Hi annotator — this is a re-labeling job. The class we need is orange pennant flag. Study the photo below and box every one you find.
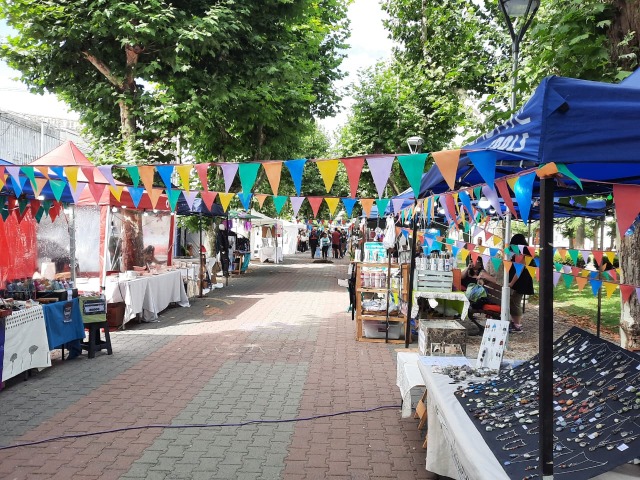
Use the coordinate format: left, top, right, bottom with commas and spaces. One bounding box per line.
254, 194, 269, 208
603, 282, 618, 299
316, 159, 340, 193
34, 178, 48, 196
139, 166, 156, 193
36, 166, 50, 179
325, 197, 340, 216
503, 260, 512, 273
431, 149, 461, 190
575, 276, 589, 291
262, 162, 282, 196
218, 192, 235, 212
175, 165, 192, 192
64, 166, 80, 190
557, 248, 568, 259
147, 189, 164, 209
360, 198, 375, 218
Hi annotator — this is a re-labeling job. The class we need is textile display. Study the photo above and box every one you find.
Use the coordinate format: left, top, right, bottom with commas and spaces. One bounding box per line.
2, 306, 51, 382
455, 327, 640, 480
42, 298, 85, 350
396, 352, 425, 418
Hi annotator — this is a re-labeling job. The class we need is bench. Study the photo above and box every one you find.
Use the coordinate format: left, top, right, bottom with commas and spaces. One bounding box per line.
468, 281, 502, 332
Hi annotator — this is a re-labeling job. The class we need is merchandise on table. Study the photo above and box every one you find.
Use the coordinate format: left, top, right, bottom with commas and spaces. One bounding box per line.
453, 327, 640, 480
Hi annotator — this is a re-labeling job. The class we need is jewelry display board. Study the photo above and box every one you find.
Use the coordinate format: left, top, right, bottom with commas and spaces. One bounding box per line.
455, 327, 639, 480
476, 319, 510, 370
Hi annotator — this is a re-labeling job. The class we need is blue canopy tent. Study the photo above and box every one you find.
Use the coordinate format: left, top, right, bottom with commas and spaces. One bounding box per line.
400, 71, 640, 475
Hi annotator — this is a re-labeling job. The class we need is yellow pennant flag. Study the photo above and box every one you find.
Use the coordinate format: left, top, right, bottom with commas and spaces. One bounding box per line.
604, 251, 615, 264
254, 194, 268, 208
360, 198, 375, 217
603, 281, 618, 298
175, 165, 192, 192
218, 192, 235, 212
64, 166, 79, 190
492, 235, 502, 247
316, 159, 340, 193
460, 249, 470, 262
477, 245, 486, 255
109, 185, 124, 202
526, 266, 537, 279
262, 162, 282, 196
325, 197, 340, 216
506, 177, 518, 192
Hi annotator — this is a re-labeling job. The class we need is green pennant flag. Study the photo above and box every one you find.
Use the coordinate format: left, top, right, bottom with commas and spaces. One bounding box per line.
556, 164, 583, 190
21, 166, 37, 190
562, 273, 573, 288
567, 249, 579, 265
272, 195, 288, 215
18, 197, 30, 215
397, 154, 427, 198
126, 166, 141, 187
473, 186, 482, 200
238, 163, 261, 193
42, 200, 52, 216
34, 207, 45, 223
554, 262, 563, 272
464, 222, 471, 233
49, 179, 66, 201
491, 257, 502, 273
375, 198, 390, 216
167, 189, 181, 211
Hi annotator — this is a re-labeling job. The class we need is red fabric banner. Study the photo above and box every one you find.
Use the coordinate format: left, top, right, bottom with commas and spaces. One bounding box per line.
341, 157, 365, 198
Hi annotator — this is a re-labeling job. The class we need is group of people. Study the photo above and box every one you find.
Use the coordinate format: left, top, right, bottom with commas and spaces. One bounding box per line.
460, 233, 534, 333
299, 226, 348, 260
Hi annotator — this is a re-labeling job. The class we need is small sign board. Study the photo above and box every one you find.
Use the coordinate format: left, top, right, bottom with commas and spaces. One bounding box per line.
79, 296, 107, 324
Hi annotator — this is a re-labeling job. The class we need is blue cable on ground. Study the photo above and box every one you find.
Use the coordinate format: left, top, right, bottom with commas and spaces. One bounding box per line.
0, 404, 402, 451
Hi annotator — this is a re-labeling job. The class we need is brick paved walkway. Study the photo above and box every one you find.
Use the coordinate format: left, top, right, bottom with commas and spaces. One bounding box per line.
0, 255, 430, 479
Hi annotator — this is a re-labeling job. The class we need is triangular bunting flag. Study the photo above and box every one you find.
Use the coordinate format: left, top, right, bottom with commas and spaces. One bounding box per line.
237, 192, 253, 210
620, 284, 635, 304
49, 179, 66, 201
567, 249, 579, 266
397, 153, 427, 198
218, 192, 235, 212
342, 157, 365, 198
431, 149, 461, 190
97, 165, 118, 189
290, 196, 305, 217
194, 163, 210, 191
366, 156, 395, 198
272, 195, 288, 215
175, 165, 192, 191
128, 187, 145, 208
325, 197, 340, 216
513, 172, 536, 223
183, 190, 198, 210
307, 196, 324, 218
603, 282, 618, 299
580, 250, 591, 264
156, 165, 174, 189
495, 179, 518, 219
562, 273, 574, 288
126, 166, 141, 188
557, 248, 568, 259
503, 260, 512, 273
552, 271, 561, 287
526, 266, 537, 279
6, 166, 27, 196
34, 178, 48, 197
220, 163, 239, 193
200, 191, 218, 212
468, 151, 497, 187
69, 182, 87, 203
238, 163, 261, 193
391, 198, 406, 214
375, 198, 390, 216
360, 198, 375, 218
284, 159, 307, 196
109, 185, 124, 202
262, 162, 282, 196
590, 279, 602, 296
147, 188, 163, 209
166, 189, 182, 211
613, 184, 640, 235
29, 199, 41, 216
482, 184, 503, 217
316, 159, 340, 193
21, 166, 37, 190
36, 166, 50, 179
254, 194, 268, 208
575, 276, 589, 291
342, 198, 357, 217
139, 166, 156, 193
592, 250, 604, 268
604, 251, 615, 264
89, 182, 107, 204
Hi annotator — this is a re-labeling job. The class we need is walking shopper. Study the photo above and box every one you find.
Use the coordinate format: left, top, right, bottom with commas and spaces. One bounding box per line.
340, 229, 348, 258
309, 227, 319, 259
320, 232, 330, 259
331, 228, 341, 259
299, 230, 308, 252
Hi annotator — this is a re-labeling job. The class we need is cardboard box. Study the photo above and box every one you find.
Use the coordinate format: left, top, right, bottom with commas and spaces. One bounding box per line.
418, 319, 467, 356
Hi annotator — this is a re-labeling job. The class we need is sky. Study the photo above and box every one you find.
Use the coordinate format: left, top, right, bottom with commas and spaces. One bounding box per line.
0, 0, 394, 129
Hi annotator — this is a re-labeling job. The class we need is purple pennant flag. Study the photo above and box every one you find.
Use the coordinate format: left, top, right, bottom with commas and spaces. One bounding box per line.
366, 156, 395, 198
482, 185, 503, 217
220, 163, 239, 193
183, 190, 198, 210
69, 182, 87, 203
290, 196, 305, 217
391, 198, 406, 214
97, 165, 118, 188
563, 265, 571, 274
6, 166, 27, 196
553, 271, 561, 287
636, 287, 640, 301
580, 250, 590, 264
439, 196, 452, 223
424, 237, 434, 248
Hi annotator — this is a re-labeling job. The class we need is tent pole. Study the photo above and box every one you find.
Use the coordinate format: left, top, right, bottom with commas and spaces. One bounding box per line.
199, 214, 204, 298
275, 218, 279, 264
100, 206, 111, 292
69, 204, 77, 286
596, 216, 605, 337
538, 177, 554, 478
405, 205, 419, 348
501, 212, 512, 325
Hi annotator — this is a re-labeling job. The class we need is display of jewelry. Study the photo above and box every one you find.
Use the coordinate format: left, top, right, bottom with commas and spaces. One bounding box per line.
453, 327, 640, 479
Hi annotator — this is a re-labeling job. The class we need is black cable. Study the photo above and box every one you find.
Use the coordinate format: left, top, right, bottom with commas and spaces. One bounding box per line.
0, 404, 401, 451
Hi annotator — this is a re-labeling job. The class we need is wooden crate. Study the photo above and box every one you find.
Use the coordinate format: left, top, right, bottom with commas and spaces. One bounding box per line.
414, 270, 453, 292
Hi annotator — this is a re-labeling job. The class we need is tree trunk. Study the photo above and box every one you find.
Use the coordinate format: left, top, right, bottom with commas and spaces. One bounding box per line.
575, 218, 585, 249
121, 210, 145, 269
607, 0, 640, 71
619, 227, 640, 350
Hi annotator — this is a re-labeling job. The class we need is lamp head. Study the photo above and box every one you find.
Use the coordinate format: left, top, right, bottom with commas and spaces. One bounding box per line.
478, 196, 491, 209
406, 136, 424, 154
499, 0, 540, 17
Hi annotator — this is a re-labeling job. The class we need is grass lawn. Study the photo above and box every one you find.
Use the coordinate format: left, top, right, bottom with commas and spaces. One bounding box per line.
529, 283, 620, 330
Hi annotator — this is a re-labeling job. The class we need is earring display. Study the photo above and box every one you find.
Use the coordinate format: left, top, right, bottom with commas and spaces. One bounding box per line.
476, 319, 510, 370
455, 327, 639, 479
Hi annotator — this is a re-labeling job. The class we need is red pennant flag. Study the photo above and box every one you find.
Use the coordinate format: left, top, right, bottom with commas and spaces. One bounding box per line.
495, 179, 518, 219
591, 250, 604, 268
195, 163, 210, 191
49, 202, 61, 222
200, 191, 218, 211
613, 184, 640, 235
89, 182, 106, 204
307, 196, 324, 218
30, 199, 41, 216
620, 284, 635, 304
341, 157, 365, 198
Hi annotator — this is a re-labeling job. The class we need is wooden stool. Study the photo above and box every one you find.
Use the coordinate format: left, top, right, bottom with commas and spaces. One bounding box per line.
81, 321, 113, 359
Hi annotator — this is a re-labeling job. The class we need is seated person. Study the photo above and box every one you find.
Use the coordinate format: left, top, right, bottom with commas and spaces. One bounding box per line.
461, 258, 485, 289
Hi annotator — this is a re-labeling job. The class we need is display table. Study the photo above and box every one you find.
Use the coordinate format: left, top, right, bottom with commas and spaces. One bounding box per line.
416, 357, 639, 480
258, 246, 283, 263
395, 352, 425, 418
2, 306, 51, 383
104, 270, 189, 327
411, 290, 470, 321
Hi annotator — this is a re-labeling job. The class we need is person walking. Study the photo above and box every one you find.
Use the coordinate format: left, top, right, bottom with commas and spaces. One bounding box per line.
339, 229, 348, 258
299, 230, 308, 253
309, 227, 319, 259
331, 228, 341, 259
320, 232, 330, 260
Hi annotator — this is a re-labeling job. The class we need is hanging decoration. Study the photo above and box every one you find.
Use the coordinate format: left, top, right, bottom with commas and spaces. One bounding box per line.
284, 159, 307, 196
341, 156, 365, 198
272, 195, 288, 215
397, 153, 427, 198
366, 156, 395, 198
316, 159, 340, 193
262, 162, 283, 196
238, 163, 261, 194
431, 149, 461, 190
220, 163, 239, 193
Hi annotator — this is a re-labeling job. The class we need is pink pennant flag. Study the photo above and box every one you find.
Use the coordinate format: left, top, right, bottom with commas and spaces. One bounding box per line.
200, 191, 218, 211
220, 163, 239, 193
342, 157, 365, 198
97, 165, 118, 189
307, 196, 324, 218
195, 163, 210, 191
591, 250, 604, 268
290, 196, 305, 217
613, 184, 640, 235
366, 155, 395, 198
183, 190, 198, 210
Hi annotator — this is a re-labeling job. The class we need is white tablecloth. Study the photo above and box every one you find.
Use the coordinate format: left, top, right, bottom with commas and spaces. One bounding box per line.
411, 291, 470, 321
258, 246, 282, 263
2, 306, 51, 382
105, 270, 189, 324
395, 352, 425, 418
